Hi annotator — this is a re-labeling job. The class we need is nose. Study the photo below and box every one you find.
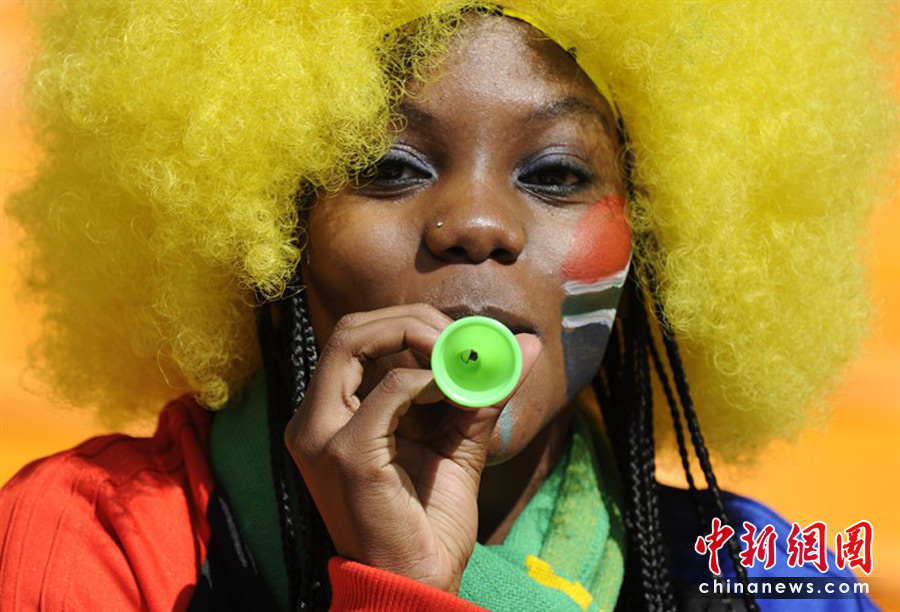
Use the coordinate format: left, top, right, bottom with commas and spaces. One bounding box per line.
423, 185, 526, 265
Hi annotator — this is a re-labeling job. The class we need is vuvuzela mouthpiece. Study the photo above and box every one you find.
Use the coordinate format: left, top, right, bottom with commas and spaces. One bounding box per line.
430, 316, 523, 407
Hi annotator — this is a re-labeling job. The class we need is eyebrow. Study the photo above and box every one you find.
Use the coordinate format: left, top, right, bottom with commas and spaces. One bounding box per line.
396, 103, 436, 127
526, 96, 613, 135
396, 96, 613, 134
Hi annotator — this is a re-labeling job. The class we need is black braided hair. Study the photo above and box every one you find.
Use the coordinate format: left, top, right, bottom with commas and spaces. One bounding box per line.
259, 274, 334, 611
594, 277, 679, 612
595, 272, 762, 612
646, 272, 760, 612
646, 320, 738, 611
590, 110, 758, 612
647, 331, 703, 520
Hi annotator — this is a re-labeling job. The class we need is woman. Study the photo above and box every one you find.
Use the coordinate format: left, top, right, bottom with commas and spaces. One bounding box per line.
1, 2, 894, 611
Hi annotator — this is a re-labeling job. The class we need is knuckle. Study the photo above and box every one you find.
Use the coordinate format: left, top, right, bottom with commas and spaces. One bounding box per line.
324, 328, 352, 356
378, 368, 410, 396
333, 313, 361, 334
411, 303, 437, 318
284, 419, 315, 462
322, 434, 351, 466
413, 302, 450, 327
323, 433, 375, 479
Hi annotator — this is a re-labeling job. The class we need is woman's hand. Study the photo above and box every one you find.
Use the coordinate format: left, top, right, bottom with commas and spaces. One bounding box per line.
283, 303, 541, 594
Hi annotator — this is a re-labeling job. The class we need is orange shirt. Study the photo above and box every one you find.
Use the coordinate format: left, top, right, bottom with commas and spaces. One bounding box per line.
0, 398, 483, 612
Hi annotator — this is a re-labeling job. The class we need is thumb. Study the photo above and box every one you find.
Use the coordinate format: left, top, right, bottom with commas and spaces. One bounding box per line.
443, 332, 543, 452
492, 332, 542, 407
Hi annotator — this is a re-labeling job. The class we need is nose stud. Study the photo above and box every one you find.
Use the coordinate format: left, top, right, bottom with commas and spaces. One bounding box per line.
436, 220, 444, 228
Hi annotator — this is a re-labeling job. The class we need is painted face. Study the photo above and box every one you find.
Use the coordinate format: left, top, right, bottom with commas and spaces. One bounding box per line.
560, 195, 631, 400
301, 15, 630, 464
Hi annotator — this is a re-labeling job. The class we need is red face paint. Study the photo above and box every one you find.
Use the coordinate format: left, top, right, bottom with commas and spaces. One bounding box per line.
561, 195, 631, 283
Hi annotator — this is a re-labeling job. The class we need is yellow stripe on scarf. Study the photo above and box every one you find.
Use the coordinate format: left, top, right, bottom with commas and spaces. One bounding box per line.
525, 555, 595, 610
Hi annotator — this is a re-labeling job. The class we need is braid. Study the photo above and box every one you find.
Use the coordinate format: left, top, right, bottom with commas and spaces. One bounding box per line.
646, 333, 705, 525
632, 280, 680, 611
293, 294, 334, 586
285, 279, 334, 609
596, 276, 678, 612
647, 276, 759, 612
647, 329, 746, 612
282, 284, 308, 409
597, 117, 677, 611
259, 300, 304, 609
280, 283, 317, 608
600, 113, 758, 611
260, 268, 334, 611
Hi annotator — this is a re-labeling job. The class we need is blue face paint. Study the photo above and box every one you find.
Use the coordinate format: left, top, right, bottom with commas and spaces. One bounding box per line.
498, 405, 514, 450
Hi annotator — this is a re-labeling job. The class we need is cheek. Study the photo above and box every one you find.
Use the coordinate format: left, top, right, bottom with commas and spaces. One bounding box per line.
303, 204, 415, 343
309, 206, 410, 298
559, 195, 631, 399
561, 195, 631, 282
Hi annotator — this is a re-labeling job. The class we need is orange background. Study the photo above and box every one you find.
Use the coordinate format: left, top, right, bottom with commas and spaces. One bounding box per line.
1, 2, 897, 609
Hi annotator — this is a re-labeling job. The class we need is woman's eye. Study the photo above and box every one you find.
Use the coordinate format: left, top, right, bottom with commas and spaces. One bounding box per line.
517, 158, 594, 197
373, 160, 423, 182
354, 148, 434, 192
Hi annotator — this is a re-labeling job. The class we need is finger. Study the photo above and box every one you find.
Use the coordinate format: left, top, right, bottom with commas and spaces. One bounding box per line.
436, 333, 542, 453
321, 305, 452, 406
357, 344, 435, 400
300, 316, 446, 440
340, 367, 439, 444
331, 304, 454, 335
489, 332, 542, 408
308, 303, 450, 406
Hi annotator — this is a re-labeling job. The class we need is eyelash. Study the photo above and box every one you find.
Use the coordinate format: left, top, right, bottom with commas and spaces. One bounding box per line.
515, 155, 595, 197
354, 147, 596, 199
355, 147, 435, 193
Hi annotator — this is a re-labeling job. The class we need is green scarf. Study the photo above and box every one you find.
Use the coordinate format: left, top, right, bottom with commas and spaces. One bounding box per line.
210, 375, 626, 611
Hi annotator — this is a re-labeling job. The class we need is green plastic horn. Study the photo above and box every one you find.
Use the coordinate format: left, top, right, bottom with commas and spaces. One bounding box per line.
430, 316, 523, 407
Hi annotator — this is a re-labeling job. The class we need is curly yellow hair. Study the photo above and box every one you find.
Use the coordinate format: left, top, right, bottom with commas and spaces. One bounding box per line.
9, 0, 896, 457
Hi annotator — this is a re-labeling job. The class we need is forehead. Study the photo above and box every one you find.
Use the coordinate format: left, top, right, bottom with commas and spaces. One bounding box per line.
404, 15, 615, 134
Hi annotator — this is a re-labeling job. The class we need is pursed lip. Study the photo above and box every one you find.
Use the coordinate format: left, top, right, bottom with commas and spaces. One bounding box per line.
437, 303, 541, 339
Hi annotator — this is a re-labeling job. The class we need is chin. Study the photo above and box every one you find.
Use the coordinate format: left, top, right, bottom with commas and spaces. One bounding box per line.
483, 392, 573, 468
483, 413, 532, 466
484, 441, 522, 467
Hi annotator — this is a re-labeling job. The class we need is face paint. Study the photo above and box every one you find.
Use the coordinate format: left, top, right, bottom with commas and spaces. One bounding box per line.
560, 195, 631, 400
561, 195, 631, 282
498, 405, 514, 451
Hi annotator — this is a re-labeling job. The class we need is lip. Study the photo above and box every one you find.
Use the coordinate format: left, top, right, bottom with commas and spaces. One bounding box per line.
438, 304, 540, 339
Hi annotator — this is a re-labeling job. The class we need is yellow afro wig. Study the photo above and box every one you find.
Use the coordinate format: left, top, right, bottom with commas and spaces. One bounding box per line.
9, 0, 897, 457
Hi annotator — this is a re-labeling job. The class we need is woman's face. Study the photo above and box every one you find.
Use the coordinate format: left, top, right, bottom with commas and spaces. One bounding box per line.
301, 15, 630, 464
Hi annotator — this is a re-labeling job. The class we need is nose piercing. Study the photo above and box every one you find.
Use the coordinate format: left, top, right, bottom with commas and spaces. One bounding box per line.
436, 221, 444, 228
